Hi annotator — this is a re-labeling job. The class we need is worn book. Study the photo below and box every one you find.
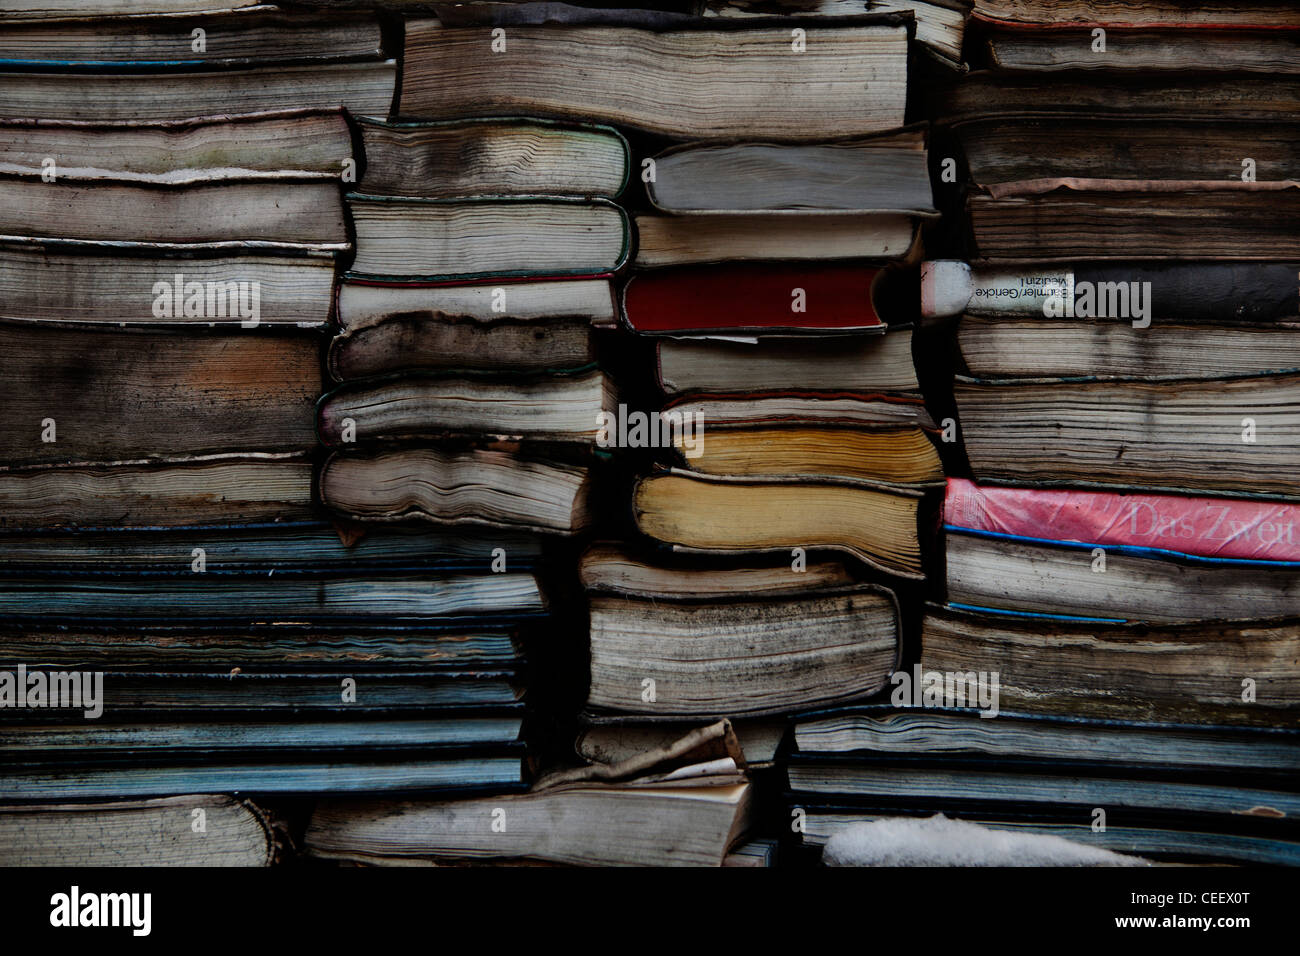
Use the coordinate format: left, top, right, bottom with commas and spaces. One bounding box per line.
348, 196, 629, 280
922, 603, 1300, 725
633, 468, 926, 577
0, 326, 319, 465
0, 796, 274, 866
399, 18, 908, 139
656, 329, 918, 395
955, 371, 1300, 496
317, 369, 615, 446
319, 446, 594, 534
584, 552, 900, 717
336, 277, 617, 332
357, 116, 629, 199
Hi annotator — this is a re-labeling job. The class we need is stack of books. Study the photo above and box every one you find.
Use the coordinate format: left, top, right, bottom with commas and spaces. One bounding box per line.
0, 6, 541, 865
785, 3, 1300, 865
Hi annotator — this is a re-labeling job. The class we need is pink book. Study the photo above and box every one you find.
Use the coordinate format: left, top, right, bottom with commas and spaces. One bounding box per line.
945, 477, 1300, 563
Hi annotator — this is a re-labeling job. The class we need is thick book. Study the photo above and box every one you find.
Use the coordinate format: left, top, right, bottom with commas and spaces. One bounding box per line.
586, 580, 900, 718
945, 478, 1300, 562
4, 758, 526, 801
955, 372, 1300, 497
945, 528, 1300, 622
0, 573, 544, 622
0, 795, 273, 866
0, 455, 315, 530
645, 128, 935, 215
633, 467, 926, 578
656, 329, 918, 395
328, 311, 597, 381
317, 368, 615, 446
319, 446, 593, 534
336, 277, 617, 332
968, 183, 1300, 260
951, 117, 1300, 188
0, 325, 319, 465
399, 18, 908, 139
663, 392, 936, 429
623, 263, 890, 335
357, 116, 629, 200
794, 708, 1300, 774
348, 196, 629, 280
678, 422, 944, 486
0, 6, 383, 66
0, 110, 353, 185
0, 178, 348, 251
922, 602, 1300, 725
634, 211, 920, 267
0, 60, 397, 122
0, 246, 338, 328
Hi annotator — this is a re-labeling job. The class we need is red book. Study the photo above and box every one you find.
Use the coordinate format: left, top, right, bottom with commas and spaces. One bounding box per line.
622, 263, 887, 335
945, 477, 1300, 563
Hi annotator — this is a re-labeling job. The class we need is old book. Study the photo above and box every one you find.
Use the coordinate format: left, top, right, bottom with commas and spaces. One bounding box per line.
357, 116, 629, 199
400, 19, 908, 139
1, 717, 524, 755
586, 584, 900, 717
0, 110, 353, 184
945, 529, 1300, 622
317, 369, 615, 445
952, 118, 1300, 187
623, 263, 891, 335
645, 129, 935, 215
0, 796, 273, 866
0, 59, 397, 121
0, 6, 382, 65
0, 574, 543, 622
679, 423, 943, 485
633, 468, 925, 577
956, 318, 1300, 379
945, 478, 1300, 562
328, 311, 597, 380
705, 0, 970, 66
664, 393, 936, 429
970, 0, 1299, 28
657, 329, 918, 395
981, 26, 1299, 73
349, 196, 628, 279
634, 212, 918, 267
1, 626, 528, 668
954, 372, 1300, 496
3, 0, 259, 14
923, 603, 1300, 725
921, 259, 1300, 322
4, 758, 526, 801
0, 247, 337, 327
579, 542, 858, 598
0, 670, 524, 712
320, 447, 593, 534
938, 71, 1300, 124
0, 178, 347, 251
787, 761, 1300, 818
0, 524, 542, 574
336, 278, 617, 331
4, 758, 527, 801
0, 456, 314, 530
794, 709, 1300, 773
0, 326, 318, 465
968, 184, 1300, 260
